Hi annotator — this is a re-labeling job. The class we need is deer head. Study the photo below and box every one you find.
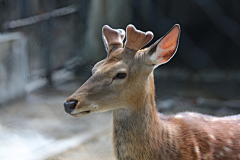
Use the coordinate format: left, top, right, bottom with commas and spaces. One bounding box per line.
64, 24, 180, 117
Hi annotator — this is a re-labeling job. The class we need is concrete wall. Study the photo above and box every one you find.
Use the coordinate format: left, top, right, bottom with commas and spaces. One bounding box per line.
0, 32, 27, 104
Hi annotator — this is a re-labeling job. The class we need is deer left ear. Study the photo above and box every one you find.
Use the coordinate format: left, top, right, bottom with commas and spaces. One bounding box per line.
146, 24, 180, 68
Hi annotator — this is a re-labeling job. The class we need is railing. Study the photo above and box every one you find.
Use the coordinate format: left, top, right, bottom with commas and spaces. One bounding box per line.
2, 1, 89, 85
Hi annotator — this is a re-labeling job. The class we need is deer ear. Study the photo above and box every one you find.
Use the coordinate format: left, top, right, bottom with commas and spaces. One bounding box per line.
146, 24, 180, 68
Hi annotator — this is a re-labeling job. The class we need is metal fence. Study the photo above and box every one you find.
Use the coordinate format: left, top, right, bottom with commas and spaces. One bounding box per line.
1, 0, 89, 85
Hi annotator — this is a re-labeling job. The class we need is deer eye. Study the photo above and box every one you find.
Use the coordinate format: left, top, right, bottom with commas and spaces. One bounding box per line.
114, 73, 127, 79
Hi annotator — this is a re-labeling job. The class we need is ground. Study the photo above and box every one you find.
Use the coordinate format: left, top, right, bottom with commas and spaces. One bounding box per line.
0, 78, 114, 160
48, 131, 115, 160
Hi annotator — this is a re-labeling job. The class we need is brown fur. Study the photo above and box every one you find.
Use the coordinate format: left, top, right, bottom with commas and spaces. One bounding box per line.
65, 24, 240, 160
112, 73, 240, 160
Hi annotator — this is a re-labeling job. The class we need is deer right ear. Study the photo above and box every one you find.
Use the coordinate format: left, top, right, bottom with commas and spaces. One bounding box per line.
145, 24, 180, 68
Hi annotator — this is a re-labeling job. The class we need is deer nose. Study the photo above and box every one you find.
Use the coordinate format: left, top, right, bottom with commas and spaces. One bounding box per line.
64, 100, 78, 114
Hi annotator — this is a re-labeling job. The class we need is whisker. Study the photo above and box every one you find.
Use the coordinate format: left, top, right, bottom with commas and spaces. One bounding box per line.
97, 113, 104, 128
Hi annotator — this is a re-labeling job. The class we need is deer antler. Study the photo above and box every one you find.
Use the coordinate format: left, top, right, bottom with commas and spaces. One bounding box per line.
124, 24, 153, 51
102, 25, 125, 54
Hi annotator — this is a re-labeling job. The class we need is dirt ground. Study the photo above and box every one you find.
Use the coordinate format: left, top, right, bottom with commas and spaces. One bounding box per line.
0, 78, 114, 160
48, 131, 115, 160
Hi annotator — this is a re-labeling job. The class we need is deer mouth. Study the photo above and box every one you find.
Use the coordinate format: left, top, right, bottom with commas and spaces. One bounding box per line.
70, 110, 92, 117
82, 110, 91, 114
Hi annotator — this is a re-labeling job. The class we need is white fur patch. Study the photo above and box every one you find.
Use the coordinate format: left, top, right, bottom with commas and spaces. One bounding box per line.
227, 140, 232, 145
195, 146, 200, 153
188, 112, 198, 117
223, 146, 231, 152
175, 115, 183, 119
219, 151, 224, 156
211, 117, 219, 121
209, 134, 216, 140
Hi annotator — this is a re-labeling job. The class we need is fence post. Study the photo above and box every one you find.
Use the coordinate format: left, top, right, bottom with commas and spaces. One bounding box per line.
74, 0, 89, 59
21, 0, 29, 18
0, 0, 6, 32
45, 0, 54, 85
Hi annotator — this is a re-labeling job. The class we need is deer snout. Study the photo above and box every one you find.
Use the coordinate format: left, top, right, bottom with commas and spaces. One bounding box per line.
64, 99, 78, 114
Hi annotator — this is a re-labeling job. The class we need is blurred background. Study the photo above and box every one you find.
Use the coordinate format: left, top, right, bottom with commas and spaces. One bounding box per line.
0, 0, 240, 159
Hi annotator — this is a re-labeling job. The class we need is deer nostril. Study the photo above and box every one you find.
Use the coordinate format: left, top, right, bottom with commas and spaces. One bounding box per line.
64, 100, 78, 114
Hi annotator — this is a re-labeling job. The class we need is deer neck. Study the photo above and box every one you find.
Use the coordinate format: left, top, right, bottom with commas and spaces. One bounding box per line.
112, 73, 179, 160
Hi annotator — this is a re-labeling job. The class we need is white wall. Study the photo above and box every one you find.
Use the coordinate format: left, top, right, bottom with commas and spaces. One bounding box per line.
0, 32, 27, 104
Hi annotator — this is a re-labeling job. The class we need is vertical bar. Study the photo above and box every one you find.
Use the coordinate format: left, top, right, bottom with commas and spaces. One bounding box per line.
75, 0, 89, 56
0, 0, 3, 32
21, 0, 29, 18
41, 0, 54, 86
74, 0, 80, 57
45, 0, 54, 85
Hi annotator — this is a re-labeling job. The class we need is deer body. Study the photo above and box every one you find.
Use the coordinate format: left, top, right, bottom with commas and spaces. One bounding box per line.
114, 109, 240, 160
112, 72, 240, 160
64, 24, 240, 160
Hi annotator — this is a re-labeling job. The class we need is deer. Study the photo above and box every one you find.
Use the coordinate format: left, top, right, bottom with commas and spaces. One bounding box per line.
64, 24, 240, 160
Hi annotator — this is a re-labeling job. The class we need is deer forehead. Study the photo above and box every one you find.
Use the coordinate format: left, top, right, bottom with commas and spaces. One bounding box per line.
93, 59, 129, 76
93, 50, 143, 75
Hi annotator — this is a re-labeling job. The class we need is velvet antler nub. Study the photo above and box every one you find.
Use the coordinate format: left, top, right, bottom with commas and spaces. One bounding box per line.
124, 24, 154, 51
102, 25, 125, 54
